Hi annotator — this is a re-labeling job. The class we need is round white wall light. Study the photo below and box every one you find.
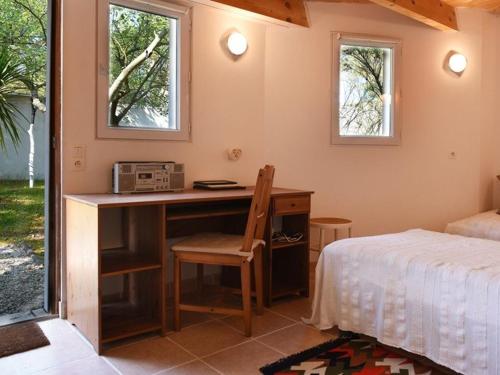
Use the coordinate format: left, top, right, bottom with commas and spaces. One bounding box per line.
227, 32, 248, 56
448, 53, 467, 74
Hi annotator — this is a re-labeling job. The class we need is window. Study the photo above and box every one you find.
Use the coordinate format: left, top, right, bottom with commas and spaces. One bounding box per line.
97, 0, 191, 141
332, 33, 401, 145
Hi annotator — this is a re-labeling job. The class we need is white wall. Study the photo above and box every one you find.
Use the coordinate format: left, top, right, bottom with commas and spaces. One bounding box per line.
264, 4, 499, 237
479, 14, 499, 210
0, 96, 47, 180
62, 1, 500, 238
62, 2, 267, 195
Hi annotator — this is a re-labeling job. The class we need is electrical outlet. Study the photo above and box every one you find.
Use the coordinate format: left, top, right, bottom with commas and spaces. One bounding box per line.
71, 145, 86, 171
448, 151, 457, 160
228, 148, 242, 161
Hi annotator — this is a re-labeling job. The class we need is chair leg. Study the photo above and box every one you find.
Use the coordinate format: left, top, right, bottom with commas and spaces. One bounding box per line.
196, 264, 204, 292
253, 247, 264, 315
240, 259, 252, 337
174, 254, 182, 331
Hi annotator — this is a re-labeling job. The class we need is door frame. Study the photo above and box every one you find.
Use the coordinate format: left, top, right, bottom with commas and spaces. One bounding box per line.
45, 0, 62, 314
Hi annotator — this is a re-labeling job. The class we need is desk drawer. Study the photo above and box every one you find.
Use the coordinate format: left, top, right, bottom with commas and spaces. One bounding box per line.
273, 195, 310, 215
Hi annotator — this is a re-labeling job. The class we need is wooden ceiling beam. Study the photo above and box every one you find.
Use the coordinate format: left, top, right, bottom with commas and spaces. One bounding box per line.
207, 0, 310, 27
369, 0, 458, 30
308, 0, 458, 31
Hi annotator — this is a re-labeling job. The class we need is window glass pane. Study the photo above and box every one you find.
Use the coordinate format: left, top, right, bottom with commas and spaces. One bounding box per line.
108, 4, 177, 130
339, 44, 393, 137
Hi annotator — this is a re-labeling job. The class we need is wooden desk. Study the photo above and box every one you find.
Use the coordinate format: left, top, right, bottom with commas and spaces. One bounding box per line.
65, 187, 313, 353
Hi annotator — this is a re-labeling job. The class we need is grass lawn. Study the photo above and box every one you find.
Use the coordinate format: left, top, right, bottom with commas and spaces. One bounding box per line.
0, 180, 45, 256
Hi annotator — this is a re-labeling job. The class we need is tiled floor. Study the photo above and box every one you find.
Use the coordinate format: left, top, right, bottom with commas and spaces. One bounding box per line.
0, 265, 336, 375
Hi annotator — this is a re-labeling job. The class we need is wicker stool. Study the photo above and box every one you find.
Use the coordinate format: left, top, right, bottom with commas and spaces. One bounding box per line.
310, 217, 352, 252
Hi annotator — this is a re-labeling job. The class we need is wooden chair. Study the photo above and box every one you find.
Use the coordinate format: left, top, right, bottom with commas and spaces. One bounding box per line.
171, 165, 275, 336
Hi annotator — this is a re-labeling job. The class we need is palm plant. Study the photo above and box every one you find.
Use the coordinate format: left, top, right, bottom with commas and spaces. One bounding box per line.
0, 50, 23, 151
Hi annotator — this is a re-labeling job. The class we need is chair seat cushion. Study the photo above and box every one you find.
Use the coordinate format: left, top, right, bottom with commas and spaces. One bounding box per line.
171, 233, 264, 259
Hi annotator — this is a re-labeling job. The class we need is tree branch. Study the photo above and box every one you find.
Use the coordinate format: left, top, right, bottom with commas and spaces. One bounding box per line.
109, 28, 168, 101
114, 55, 166, 123
13, 0, 47, 41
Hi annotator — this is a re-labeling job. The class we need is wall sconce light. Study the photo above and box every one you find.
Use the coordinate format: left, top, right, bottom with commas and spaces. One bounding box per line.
448, 52, 467, 75
227, 32, 248, 56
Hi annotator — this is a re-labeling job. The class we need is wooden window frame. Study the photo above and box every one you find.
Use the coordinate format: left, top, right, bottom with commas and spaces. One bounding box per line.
331, 32, 402, 146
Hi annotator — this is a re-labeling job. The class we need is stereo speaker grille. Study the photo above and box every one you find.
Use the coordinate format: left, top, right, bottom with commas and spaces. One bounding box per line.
119, 174, 135, 192
120, 164, 133, 174
171, 173, 185, 190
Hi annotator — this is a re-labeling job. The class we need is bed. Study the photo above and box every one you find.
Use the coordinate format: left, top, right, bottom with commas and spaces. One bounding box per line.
305, 229, 500, 375
446, 210, 500, 241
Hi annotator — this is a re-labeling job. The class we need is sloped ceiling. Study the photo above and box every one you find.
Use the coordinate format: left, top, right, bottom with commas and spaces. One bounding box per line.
206, 0, 499, 31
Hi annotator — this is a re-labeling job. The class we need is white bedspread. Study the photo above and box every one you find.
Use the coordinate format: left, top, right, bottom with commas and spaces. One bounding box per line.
305, 229, 500, 375
446, 210, 500, 242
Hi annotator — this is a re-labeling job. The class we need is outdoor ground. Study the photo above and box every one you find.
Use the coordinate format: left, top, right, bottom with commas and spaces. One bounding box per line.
0, 180, 45, 256
0, 180, 45, 316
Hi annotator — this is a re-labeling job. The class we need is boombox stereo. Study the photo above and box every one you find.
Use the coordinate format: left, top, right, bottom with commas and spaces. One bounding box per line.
112, 162, 185, 194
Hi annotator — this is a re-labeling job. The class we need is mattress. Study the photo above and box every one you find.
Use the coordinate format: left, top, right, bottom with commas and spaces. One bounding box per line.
446, 210, 500, 242
305, 229, 500, 375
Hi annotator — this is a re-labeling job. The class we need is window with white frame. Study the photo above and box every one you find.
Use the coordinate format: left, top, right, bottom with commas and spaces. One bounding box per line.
332, 33, 401, 145
97, 0, 191, 141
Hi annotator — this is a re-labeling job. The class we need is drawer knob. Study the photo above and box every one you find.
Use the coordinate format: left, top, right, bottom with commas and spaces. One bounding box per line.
291, 203, 296, 207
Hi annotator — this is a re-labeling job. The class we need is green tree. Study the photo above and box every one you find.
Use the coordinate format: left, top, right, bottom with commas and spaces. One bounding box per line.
340, 46, 386, 135
0, 50, 23, 150
108, 4, 171, 127
0, 0, 48, 187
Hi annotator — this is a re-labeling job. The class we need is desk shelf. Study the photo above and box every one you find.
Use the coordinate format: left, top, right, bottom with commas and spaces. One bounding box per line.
101, 248, 161, 277
271, 240, 308, 250
166, 201, 250, 221
267, 212, 310, 304
102, 315, 162, 344
167, 207, 248, 221
101, 270, 163, 343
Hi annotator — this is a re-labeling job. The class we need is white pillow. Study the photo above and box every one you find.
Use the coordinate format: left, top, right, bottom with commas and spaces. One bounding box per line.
445, 210, 500, 241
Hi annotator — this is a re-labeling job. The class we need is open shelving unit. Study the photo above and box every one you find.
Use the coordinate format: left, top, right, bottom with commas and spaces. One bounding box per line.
66, 201, 167, 354
101, 270, 163, 343
267, 207, 310, 304
99, 205, 166, 347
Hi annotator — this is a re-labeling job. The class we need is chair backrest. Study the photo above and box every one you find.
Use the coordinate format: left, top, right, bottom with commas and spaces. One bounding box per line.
241, 165, 275, 253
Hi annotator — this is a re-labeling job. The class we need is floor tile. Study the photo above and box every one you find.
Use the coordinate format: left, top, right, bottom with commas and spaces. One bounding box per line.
269, 297, 312, 321
182, 285, 243, 310
166, 309, 216, 333
257, 323, 332, 355
104, 337, 194, 375
323, 325, 340, 338
0, 319, 96, 375
204, 340, 282, 375
169, 320, 249, 357
36, 357, 118, 375
162, 360, 219, 375
220, 310, 295, 337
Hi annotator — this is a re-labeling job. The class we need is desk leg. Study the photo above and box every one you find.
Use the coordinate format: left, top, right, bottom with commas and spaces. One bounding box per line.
174, 255, 181, 331
197, 264, 204, 292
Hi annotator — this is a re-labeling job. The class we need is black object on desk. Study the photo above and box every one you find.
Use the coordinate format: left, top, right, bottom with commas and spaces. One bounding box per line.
193, 180, 246, 190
